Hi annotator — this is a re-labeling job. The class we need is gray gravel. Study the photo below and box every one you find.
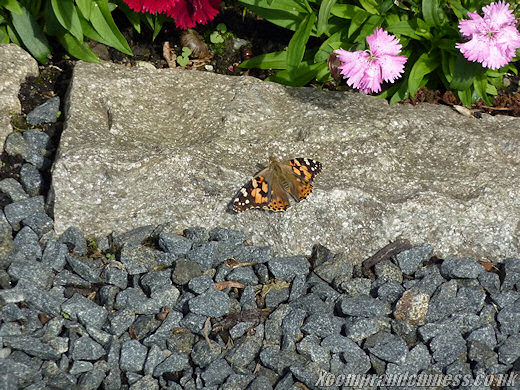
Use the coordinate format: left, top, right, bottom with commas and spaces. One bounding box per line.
1, 121, 520, 389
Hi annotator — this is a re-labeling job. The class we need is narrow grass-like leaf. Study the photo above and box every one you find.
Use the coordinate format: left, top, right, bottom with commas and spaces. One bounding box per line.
90, 0, 132, 55
359, 0, 379, 14
152, 14, 166, 40
331, 4, 364, 19
389, 79, 409, 104
473, 72, 492, 105
385, 20, 421, 39
240, 3, 303, 31
58, 32, 101, 62
51, 0, 83, 41
314, 31, 343, 62
348, 8, 369, 38
240, 50, 288, 69
422, 0, 445, 27
457, 88, 472, 107
6, 24, 20, 45
266, 62, 322, 86
355, 14, 384, 42
315, 61, 332, 82
407, 52, 440, 95
116, 1, 141, 33
0, 26, 9, 43
10, 5, 50, 63
76, 0, 92, 19
317, 0, 337, 36
2, 0, 22, 14
287, 13, 316, 72
239, 0, 309, 15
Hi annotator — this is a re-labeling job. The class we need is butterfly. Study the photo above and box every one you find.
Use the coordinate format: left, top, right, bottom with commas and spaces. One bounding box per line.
232, 157, 322, 212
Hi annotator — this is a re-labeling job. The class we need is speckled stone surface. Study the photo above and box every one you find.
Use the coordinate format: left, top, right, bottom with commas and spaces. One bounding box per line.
0, 44, 39, 146
52, 61, 520, 261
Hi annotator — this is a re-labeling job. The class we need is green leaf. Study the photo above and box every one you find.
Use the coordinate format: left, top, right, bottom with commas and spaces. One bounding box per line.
57, 31, 101, 62
240, 0, 309, 15
422, 0, 446, 27
0, 26, 9, 43
450, 55, 482, 90
115, 0, 141, 33
450, 1, 468, 20
385, 20, 421, 39
384, 13, 400, 26
90, 0, 132, 55
240, 51, 288, 70
51, 0, 83, 41
76, 0, 92, 19
216, 23, 227, 33
379, 0, 395, 13
317, 0, 337, 36
314, 30, 343, 62
388, 79, 409, 104
177, 55, 189, 67
355, 14, 384, 42
315, 61, 332, 82
2, 0, 22, 14
331, 4, 365, 19
240, 3, 303, 31
287, 12, 316, 72
6, 23, 21, 46
359, 0, 379, 14
348, 8, 370, 38
152, 14, 166, 40
457, 88, 472, 107
210, 31, 224, 43
182, 47, 192, 56
473, 72, 493, 105
10, 4, 50, 63
407, 52, 440, 95
266, 62, 322, 86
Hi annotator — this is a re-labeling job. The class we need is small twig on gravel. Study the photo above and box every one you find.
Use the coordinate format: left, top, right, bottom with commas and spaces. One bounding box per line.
203, 317, 214, 352
362, 237, 412, 280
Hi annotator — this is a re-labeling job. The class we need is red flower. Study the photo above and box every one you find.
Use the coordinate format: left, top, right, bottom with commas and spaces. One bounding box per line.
166, 0, 221, 29
123, 0, 177, 15
122, 0, 221, 29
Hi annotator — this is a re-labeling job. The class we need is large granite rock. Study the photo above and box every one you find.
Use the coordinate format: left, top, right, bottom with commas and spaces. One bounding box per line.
52, 61, 520, 262
0, 44, 39, 145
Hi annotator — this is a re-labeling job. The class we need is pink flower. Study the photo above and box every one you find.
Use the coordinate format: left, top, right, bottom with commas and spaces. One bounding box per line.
334, 29, 407, 94
456, 1, 520, 69
123, 0, 220, 30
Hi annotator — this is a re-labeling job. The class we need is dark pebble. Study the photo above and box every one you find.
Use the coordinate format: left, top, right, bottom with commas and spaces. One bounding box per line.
267, 256, 309, 281
440, 257, 485, 279
0, 178, 28, 202
4, 196, 44, 231
59, 226, 87, 256
19, 164, 42, 197
26, 96, 60, 125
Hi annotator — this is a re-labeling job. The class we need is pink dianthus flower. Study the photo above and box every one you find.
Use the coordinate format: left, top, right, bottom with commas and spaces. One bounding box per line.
334, 28, 407, 94
456, 1, 520, 69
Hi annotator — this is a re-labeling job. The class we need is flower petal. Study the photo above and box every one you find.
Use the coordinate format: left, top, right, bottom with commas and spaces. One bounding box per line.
367, 28, 402, 56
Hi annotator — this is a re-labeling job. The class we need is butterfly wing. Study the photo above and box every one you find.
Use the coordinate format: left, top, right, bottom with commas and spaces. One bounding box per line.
263, 182, 290, 211
232, 170, 270, 212
285, 158, 322, 201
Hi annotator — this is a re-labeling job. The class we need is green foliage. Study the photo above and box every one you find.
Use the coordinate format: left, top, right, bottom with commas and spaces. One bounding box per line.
0, 0, 171, 63
177, 46, 192, 66
239, 0, 520, 105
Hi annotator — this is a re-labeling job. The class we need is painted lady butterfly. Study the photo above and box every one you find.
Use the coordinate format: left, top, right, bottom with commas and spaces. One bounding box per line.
232, 157, 322, 212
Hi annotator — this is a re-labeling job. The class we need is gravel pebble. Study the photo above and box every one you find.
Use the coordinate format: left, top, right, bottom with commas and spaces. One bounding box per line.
440, 257, 485, 279
26, 96, 60, 125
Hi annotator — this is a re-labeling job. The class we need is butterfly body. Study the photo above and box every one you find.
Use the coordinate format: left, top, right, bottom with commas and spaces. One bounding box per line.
233, 157, 322, 212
